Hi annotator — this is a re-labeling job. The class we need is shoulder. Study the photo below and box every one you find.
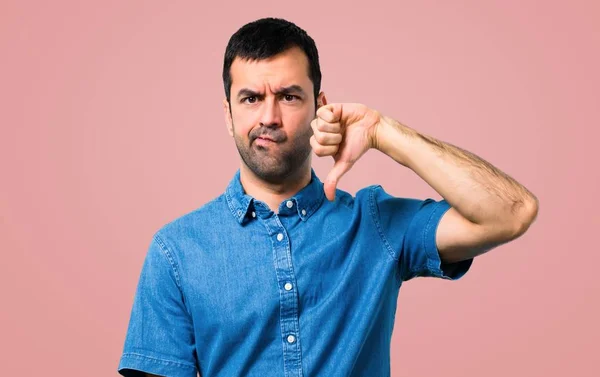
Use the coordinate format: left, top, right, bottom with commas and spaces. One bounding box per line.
153, 193, 229, 245
324, 184, 382, 215
343, 184, 385, 207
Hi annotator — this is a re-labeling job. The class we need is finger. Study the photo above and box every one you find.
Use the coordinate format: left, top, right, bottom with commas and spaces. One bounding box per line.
311, 118, 341, 133
310, 135, 339, 157
324, 160, 352, 201
317, 103, 343, 123
314, 130, 342, 146
311, 119, 343, 145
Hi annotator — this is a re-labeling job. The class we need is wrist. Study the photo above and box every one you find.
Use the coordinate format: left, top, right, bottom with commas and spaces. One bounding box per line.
373, 115, 415, 167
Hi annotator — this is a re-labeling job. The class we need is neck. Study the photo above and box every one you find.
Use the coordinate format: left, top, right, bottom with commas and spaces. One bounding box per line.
239, 161, 312, 214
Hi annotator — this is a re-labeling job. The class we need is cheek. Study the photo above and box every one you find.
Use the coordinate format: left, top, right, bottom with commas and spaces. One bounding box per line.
290, 114, 315, 139
231, 113, 256, 137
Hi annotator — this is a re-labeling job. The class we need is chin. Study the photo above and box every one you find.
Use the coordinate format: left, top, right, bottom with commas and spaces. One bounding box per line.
252, 166, 292, 183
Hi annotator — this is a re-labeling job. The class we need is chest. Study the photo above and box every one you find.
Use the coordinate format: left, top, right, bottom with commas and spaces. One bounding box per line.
176, 214, 392, 346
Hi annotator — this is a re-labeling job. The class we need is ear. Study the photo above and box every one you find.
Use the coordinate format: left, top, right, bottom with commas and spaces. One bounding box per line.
223, 98, 234, 137
317, 92, 327, 109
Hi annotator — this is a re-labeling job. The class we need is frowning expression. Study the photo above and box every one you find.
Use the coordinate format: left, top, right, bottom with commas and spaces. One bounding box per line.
224, 46, 325, 183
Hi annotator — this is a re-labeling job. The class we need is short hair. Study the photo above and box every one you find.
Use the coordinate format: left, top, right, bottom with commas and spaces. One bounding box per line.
222, 17, 322, 107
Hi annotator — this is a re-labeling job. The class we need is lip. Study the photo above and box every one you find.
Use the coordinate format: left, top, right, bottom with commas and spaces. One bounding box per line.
254, 135, 280, 144
255, 137, 277, 146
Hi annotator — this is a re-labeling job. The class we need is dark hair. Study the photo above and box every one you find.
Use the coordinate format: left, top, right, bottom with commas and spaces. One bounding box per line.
222, 17, 322, 107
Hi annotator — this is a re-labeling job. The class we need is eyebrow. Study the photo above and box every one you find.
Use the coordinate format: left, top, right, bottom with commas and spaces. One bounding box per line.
236, 85, 306, 100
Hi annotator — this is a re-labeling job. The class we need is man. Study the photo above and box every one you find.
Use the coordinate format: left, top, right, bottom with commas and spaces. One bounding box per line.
118, 17, 538, 377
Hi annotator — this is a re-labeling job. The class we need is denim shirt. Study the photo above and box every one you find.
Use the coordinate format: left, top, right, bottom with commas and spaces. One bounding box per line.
118, 168, 473, 377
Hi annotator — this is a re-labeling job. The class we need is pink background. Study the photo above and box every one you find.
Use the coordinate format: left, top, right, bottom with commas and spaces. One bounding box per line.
1, 1, 598, 376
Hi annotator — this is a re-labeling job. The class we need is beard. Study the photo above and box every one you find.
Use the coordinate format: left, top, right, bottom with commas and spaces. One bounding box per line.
232, 120, 313, 184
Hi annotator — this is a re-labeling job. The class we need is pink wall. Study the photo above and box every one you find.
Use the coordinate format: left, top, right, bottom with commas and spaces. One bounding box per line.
1, 1, 598, 376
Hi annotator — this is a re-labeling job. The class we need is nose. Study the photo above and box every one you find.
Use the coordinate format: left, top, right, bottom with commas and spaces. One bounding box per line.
259, 96, 282, 127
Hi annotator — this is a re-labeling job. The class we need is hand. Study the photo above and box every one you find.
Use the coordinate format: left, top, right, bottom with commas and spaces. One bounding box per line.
310, 103, 382, 201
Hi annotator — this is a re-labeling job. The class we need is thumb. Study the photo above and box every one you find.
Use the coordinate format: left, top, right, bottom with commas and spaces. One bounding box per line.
324, 159, 352, 201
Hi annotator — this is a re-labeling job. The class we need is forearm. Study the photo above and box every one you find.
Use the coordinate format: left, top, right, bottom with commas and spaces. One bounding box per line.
374, 116, 539, 233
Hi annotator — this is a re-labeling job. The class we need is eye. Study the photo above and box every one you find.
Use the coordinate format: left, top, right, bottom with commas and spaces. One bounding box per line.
242, 96, 258, 104
283, 95, 298, 102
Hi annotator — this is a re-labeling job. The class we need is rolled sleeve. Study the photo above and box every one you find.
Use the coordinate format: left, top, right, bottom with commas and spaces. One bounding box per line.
371, 185, 473, 282
410, 199, 473, 281
118, 232, 198, 377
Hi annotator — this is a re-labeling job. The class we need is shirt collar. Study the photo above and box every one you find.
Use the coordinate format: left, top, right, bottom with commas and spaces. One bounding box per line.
225, 168, 325, 224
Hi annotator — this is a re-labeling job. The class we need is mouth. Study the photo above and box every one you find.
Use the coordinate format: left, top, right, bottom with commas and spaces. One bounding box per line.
254, 136, 278, 147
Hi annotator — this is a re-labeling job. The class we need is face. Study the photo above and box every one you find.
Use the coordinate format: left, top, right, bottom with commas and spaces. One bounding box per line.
223, 46, 326, 184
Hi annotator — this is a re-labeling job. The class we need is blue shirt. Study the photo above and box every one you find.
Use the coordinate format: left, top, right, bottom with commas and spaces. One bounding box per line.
118, 168, 473, 377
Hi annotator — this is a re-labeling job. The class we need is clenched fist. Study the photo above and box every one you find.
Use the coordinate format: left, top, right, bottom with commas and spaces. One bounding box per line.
310, 103, 382, 201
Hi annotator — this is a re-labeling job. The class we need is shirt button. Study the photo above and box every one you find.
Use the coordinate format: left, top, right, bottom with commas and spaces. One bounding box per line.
286, 200, 294, 208
277, 233, 284, 241
287, 334, 296, 343
284, 282, 293, 291
301, 209, 306, 216
251, 211, 256, 218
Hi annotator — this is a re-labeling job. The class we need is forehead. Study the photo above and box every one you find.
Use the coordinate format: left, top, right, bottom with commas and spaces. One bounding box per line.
229, 47, 313, 92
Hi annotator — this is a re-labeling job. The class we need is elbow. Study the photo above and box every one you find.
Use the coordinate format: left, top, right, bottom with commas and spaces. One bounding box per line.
511, 196, 539, 239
